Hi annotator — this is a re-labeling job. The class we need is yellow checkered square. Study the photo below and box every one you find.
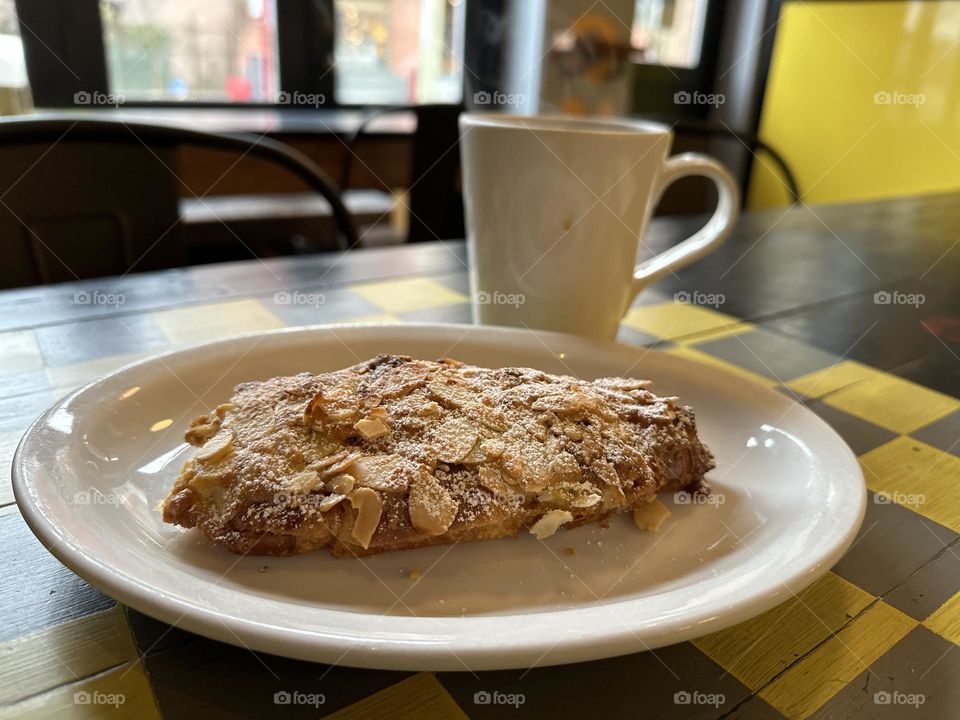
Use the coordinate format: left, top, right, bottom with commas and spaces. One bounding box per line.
351, 278, 467, 314
759, 601, 915, 718
693, 573, 874, 690
153, 299, 285, 346
860, 437, 960, 532
818, 366, 958, 434
785, 360, 878, 398
924, 589, 960, 645
667, 346, 777, 388
622, 302, 746, 341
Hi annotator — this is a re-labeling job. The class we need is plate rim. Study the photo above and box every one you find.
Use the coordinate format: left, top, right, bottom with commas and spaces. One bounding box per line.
12, 322, 867, 671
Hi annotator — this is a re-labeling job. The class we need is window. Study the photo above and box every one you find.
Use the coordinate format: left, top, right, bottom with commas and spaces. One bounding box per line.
100, 0, 279, 103
0, 0, 30, 114
16, 0, 465, 108
631, 0, 708, 69
333, 0, 465, 105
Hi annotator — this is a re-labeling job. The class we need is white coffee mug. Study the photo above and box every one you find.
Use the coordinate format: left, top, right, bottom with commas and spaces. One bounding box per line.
459, 114, 740, 340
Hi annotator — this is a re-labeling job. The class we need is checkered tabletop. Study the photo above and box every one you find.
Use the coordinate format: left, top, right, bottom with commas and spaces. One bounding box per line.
2, 195, 959, 719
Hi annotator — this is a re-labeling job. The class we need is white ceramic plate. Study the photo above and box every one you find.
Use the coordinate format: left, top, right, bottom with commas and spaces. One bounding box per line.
13, 323, 865, 671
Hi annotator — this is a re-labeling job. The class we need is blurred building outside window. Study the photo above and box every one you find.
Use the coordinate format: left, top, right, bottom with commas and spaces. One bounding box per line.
101, 0, 279, 103
334, 0, 465, 105
631, 0, 707, 68
0, 0, 31, 114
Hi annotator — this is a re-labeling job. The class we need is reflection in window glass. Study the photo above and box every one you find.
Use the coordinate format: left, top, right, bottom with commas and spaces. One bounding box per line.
631, 0, 708, 68
334, 0, 465, 105
101, 0, 279, 102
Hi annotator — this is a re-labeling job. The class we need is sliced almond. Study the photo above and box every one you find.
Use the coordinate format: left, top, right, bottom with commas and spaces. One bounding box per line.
409, 471, 459, 536
350, 454, 410, 492
600, 483, 626, 510
214, 402, 238, 418
319, 452, 361, 480
348, 487, 382, 549
430, 417, 478, 463
530, 509, 574, 540
548, 452, 582, 484
354, 416, 390, 440
304, 382, 360, 425
538, 482, 601, 509
325, 473, 356, 495
318, 493, 347, 512
633, 499, 671, 532
195, 429, 233, 462
416, 401, 442, 417
478, 465, 517, 501
427, 379, 474, 409
287, 469, 321, 494
479, 439, 505, 459
367, 406, 389, 420
185, 414, 221, 445
459, 437, 487, 465
306, 450, 349, 474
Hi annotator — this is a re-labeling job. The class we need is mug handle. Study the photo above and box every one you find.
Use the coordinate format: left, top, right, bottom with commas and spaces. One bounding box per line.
629, 153, 740, 302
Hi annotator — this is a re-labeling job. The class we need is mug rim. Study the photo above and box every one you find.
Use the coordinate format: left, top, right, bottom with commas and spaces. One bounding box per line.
459, 113, 672, 137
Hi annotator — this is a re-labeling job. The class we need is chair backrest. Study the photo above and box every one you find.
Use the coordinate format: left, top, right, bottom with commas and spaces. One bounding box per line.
0, 117, 358, 289
342, 104, 465, 243
673, 122, 801, 206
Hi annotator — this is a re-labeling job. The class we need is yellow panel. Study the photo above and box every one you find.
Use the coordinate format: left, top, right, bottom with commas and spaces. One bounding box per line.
925, 589, 960, 644
860, 437, 960, 531
153, 299, 285, 347
750, 2, 960, 208
0, 606, 138, 705
351, 278, 468, 314
622, 302, 743, 341
693, 572, 875, 690
326, 673, 467, 720
0, 661, 161, 720
759, 601, 915, 718
823, 371, 959, 434
666, 345, 778, 388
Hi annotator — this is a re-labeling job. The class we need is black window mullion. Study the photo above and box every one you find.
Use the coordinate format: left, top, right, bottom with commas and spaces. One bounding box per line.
277, 0, 336, 103
16, 0, 108, 108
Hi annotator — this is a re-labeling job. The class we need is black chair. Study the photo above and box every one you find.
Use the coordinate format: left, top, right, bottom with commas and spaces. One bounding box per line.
341, 103, 464, 243
0, 117, 358, 289
674, 121, 801, 205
